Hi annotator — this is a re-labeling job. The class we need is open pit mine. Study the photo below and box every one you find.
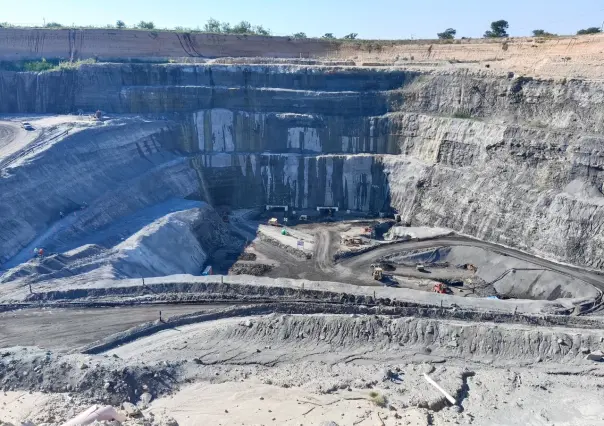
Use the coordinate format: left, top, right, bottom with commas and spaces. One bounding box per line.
1, 28, 604, 426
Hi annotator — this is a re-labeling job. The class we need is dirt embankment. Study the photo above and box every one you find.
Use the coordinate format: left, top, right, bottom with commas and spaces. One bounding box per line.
3, 28, 604, 79
336, 34, 604, 79
0, 28, 334, 61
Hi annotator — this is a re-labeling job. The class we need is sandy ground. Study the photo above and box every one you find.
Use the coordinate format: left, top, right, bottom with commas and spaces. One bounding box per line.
333, 34, 604, 80
2, 312, 604, 425
0, 391, 65, 424
0, 121, 36, 165
149, 381, 431, 426
0, 115, 103, 183
147, 374, 604, 426
106, 314, 604, 426
257, 224, 315, 253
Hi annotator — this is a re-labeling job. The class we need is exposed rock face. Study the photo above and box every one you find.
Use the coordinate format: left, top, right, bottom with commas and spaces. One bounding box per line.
1, 202, 236, 283
1, 64, 604, 271
384, 113, 604, 269
193, 153, 389, 211
0, 118, 199, 265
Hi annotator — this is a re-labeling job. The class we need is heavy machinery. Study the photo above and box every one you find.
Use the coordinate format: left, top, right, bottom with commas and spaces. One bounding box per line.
268, 218, 279, 226
433, 282, 452, 294
372, 267, 384, 280
343, 237, 364, 246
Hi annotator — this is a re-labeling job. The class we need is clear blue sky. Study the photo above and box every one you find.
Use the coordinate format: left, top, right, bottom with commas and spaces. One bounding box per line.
1, 0, 603, 39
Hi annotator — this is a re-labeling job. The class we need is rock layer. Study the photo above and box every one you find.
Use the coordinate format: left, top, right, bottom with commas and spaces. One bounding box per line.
1, 64, 604, 270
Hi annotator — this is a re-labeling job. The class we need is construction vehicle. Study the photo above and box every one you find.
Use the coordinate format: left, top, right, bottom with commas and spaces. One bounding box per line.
343, 237, 364, 246
433, 282, 452, 294
268, 218, 279, 226
456, 263, 478, 273
372, 267, 384, 280
416, 264, 426, 272
299, 214, 308, 221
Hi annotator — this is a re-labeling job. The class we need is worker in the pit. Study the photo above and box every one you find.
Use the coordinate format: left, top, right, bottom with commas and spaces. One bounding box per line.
38, 248, 45, 258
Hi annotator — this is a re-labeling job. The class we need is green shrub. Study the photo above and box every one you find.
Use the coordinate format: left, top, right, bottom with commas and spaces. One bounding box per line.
369, 391, 387, 407
452, 110, 473, 119
532, 29, 556, 37
137, 21, 155, 30
57, 58, 97, 70
23, 58, 57, 72
484, 20, 509, 38
438, 28, 456, 40
577, 27, 601, 35
0, 58, 97, 72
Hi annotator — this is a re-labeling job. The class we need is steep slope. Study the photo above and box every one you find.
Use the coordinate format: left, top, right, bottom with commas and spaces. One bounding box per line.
1, 63, 604, 271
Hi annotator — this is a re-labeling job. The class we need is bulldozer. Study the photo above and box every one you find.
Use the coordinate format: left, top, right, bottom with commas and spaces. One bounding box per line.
372, 267, 384, 281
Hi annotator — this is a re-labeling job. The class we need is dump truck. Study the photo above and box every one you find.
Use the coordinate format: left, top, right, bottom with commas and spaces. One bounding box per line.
372, 267, 384, 280
433, 282, 452, 294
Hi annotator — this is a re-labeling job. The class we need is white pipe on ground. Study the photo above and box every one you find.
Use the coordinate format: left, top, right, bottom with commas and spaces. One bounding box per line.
423, 373, 457, 405
61, 405, 126, 426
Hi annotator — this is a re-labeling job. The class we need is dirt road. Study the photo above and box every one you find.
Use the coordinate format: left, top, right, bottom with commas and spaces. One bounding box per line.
0, 304, 227, 350
243, 223, 604, 295
339, 236, 604, 290
314, 228, 336, 272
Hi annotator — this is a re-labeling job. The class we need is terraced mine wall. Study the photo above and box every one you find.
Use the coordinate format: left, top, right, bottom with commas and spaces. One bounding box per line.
2, 63, 604, 271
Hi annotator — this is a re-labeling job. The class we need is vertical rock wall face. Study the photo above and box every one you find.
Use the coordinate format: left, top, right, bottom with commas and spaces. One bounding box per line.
0, 64, 411, 114
190, 153, 389, 212
191, 110, 400, 155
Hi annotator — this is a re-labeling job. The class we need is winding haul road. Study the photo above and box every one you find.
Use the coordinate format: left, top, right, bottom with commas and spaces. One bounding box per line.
254, 225, 604, 291
2, 222, 604, 350
339, 236, 604, 291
